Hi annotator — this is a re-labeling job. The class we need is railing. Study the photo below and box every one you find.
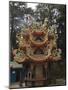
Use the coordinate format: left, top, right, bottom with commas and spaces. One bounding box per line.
23, 78, 46, 82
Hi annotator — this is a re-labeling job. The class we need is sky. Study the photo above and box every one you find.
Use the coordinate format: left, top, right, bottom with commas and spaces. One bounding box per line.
27, 3, 38, 10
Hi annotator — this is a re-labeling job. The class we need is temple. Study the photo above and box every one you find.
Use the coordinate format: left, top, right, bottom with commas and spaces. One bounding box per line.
13, 18, 62, 87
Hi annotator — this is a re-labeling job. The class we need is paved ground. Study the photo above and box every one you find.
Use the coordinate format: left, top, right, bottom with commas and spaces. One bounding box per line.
9, 79, 66, 89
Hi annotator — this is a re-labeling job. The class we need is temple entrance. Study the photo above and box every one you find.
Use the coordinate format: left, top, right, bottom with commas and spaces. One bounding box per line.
24, 63, 48, 87
34, 64, 45, 86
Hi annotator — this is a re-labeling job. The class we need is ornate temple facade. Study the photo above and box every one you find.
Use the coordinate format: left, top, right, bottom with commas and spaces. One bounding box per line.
13, 18, 62, 87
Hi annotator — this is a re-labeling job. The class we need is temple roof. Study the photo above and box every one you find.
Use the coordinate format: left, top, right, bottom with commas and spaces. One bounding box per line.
13, 19, 61, 63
